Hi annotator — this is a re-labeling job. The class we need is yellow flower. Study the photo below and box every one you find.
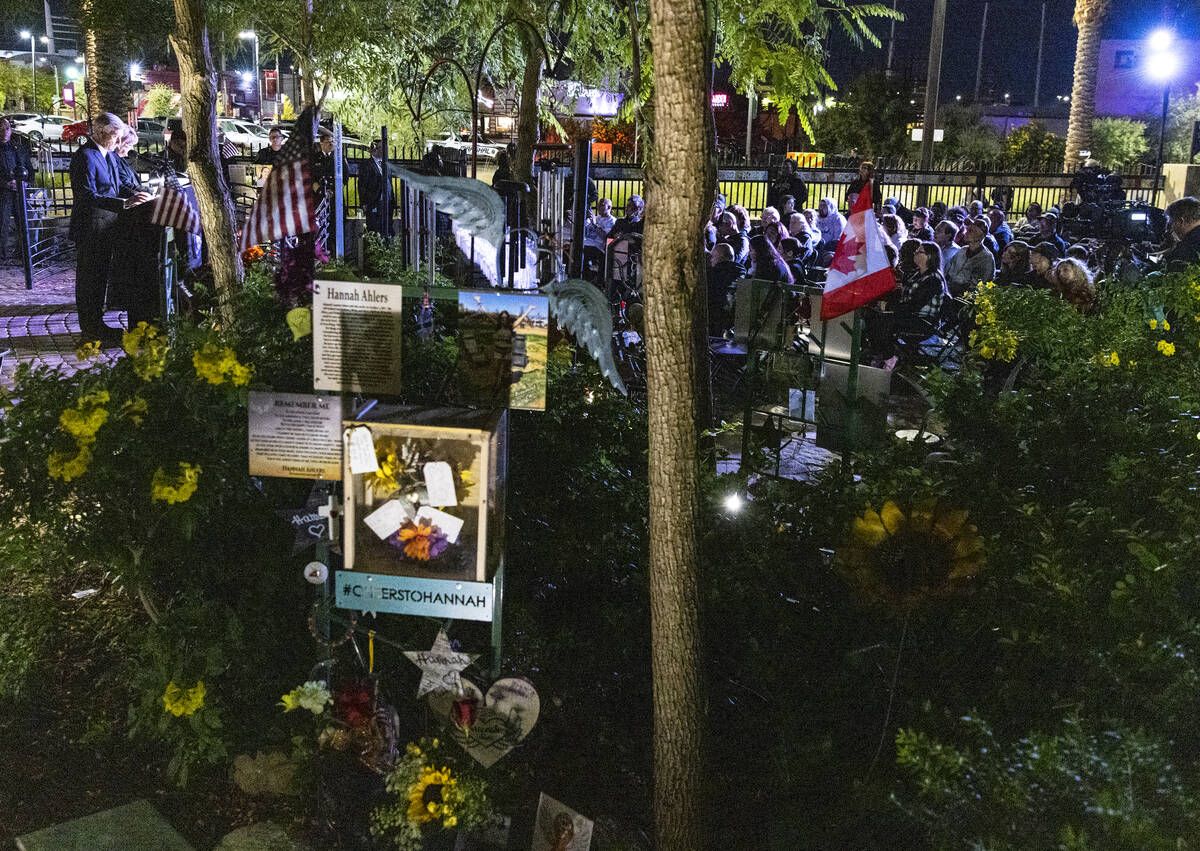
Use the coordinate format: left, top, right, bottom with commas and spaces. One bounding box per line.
75, 340, 102, 361
59, 390, 110, 442
406, 765, 456, 825
121, 396, 148, 425
162, 680, 206, 716
1157, 340, 1176, 357
1164, 320, 1171, 331
1148, 319, 1158, 330
151, 462, 202, 504
840, 499, 986, 612
193, 343, 254, 386
123, 323, 168, 381
47, 444, 94, 481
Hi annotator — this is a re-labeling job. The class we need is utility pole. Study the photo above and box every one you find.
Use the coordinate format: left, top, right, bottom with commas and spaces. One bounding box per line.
973, 0, 988, 101
1033, 0, 1047, 107
885, 0, 898, 78
745, 89, 755, 163
918, 0, 947, 204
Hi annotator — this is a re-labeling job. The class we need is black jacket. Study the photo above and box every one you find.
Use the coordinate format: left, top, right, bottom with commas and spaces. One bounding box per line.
69, 141, 126, 241
0, 138, 34, 185
1165, 226, 1200, 268
358, 158, 388, 213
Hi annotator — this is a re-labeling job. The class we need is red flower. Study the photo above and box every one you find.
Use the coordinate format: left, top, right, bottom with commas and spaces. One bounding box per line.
451, 696, 479, 734
334, 682, 373, 729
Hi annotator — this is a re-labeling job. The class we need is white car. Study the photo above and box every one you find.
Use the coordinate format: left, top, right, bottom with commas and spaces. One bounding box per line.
217, 119, 272, 151
11, 114, 74, 143
424, 132, 505, 160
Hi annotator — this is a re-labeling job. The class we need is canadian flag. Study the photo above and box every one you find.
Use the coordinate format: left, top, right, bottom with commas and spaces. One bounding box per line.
820, 179, 896, 320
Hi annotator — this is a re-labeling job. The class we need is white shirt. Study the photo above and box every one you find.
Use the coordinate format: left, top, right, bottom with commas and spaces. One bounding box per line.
939, 243, 960, 274
584, 213, 617, 249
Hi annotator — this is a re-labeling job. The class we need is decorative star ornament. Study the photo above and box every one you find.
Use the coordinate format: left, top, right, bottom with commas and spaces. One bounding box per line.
403, 628, 478, 698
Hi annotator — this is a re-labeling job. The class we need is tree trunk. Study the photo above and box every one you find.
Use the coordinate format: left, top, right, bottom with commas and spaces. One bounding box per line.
171, 0, 243, 325
644, 0, 714, 841
1063, 0, 1110, 171
513, 29, 541, 222
83, 0, 131, 118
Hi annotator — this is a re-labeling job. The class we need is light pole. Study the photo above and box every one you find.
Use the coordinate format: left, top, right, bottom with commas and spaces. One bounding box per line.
19, 30, 36, 114
239, 31, 261, 117
1145, 28, 1178, 206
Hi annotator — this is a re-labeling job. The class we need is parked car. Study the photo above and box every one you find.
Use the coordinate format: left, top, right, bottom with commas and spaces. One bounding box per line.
3, 112, 40, 125
424, 131, 506, 161
10, 114, 74, 143
217, 118, 272, 151
136, 118, 167, 146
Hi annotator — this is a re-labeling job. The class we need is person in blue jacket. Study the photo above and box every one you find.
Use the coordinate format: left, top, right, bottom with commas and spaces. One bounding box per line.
70, 113, 151, 344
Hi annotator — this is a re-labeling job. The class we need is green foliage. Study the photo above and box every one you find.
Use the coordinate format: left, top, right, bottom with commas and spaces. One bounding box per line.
1005, 121, 1067, 171
1090, 117, 1149, 168
143, 82, 177, 118
718, 3, 900, 138
808, 72, 918, 157
0, 60, 57, 113
1153, 93, 1200, 164
895, 717, 1197, 849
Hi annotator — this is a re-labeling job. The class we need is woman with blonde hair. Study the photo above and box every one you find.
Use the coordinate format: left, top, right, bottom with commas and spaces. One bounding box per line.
1051, 257, 1096, 313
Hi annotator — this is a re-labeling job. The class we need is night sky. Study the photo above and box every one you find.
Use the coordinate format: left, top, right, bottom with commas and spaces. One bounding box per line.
825, 0, 1200, 106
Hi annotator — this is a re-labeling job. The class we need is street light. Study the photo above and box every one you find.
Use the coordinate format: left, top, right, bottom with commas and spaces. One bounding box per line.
239, 30, 261, 117
1145, 28, 1178, 205
19, 30, 36, 115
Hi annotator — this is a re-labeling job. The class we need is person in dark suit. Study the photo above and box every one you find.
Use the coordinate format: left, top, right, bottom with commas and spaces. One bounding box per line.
70, 113, 152, 344
358, 139, 389, 236
0, 117, 34, 264
254, 126, 285, 165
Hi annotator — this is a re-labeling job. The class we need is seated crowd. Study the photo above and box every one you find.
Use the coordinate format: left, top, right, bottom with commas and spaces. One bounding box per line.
578, 166, 1200, 362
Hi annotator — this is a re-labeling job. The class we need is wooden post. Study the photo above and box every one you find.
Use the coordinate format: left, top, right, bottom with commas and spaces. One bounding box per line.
917, 0, 947, 207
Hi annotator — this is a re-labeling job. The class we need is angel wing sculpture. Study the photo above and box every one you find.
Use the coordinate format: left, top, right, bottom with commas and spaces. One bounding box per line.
543, 278, 627, 396
393, 167, 506, 260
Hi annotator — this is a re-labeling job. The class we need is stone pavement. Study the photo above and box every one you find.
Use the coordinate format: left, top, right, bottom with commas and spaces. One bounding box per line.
0, 263, 127, 388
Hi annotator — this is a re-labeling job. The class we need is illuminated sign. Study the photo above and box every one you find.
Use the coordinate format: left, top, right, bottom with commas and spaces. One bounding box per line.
711, 93, 729, 108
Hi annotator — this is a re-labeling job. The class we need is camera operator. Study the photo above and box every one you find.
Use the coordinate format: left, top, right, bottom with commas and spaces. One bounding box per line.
1163, 197, 1200, 268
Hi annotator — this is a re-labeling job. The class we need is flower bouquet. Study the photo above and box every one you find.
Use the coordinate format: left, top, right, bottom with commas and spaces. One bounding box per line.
370, 737, 492, 851
280, 677, 401, 775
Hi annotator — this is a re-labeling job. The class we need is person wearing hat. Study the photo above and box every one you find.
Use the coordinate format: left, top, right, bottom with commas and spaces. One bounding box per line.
1036, 212, 1067, 257
910, 207, 934, 241
945, 218, 996, 298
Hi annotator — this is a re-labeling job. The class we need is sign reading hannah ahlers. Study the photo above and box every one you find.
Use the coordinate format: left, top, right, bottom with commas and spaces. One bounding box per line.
334, 571, 494, 621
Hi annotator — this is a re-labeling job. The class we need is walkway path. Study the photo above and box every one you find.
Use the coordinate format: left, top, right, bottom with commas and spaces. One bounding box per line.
0, 264, 126, 387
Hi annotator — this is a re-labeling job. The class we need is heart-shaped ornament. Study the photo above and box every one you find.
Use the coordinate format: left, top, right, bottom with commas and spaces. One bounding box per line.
428, 677, 539, 767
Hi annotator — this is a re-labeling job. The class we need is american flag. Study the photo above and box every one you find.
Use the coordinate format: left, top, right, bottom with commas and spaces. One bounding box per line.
240, 107, 317, 250
149, 163, 201, 234
220, 135, 239, 159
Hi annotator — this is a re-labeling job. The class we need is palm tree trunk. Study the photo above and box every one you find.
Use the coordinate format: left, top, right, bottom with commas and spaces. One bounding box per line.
1063, 0, 1110, 171
171, 0, 243, 325
644, 0, 714, 841
83, 0, 131, 118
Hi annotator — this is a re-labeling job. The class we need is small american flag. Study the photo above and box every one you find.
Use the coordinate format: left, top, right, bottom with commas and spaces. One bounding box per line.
220, 136, 239, 159
240, 107, 316, 250
149, 164, 201, 234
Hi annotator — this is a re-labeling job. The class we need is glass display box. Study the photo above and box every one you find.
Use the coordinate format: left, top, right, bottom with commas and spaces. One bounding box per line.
342, 406, 507, 584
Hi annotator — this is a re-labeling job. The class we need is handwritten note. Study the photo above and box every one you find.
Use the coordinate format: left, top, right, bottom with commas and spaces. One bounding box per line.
423, 462, 458, 507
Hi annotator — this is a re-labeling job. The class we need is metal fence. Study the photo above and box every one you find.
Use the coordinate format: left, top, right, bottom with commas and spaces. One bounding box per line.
585, 162, 1165, 219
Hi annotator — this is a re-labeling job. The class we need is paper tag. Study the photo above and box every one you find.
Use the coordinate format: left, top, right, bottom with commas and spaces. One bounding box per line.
417, 506, 465, 544
364, 499, 411, 539
423, 462, 458, 507
347, 427, 379, 474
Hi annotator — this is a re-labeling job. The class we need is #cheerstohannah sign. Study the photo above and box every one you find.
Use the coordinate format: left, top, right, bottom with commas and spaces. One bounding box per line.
335, 571, 494, 621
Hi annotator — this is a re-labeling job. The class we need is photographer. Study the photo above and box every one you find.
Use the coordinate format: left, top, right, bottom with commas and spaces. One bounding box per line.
1164, 197, 1200, 268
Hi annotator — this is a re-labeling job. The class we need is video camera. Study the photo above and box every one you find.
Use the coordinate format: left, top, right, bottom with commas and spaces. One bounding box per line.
1058, 200, 1166, 244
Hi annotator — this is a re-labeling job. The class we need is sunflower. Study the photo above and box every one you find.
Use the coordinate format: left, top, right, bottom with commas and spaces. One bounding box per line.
840, 499, 985, 611
406, 766, 457, 825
